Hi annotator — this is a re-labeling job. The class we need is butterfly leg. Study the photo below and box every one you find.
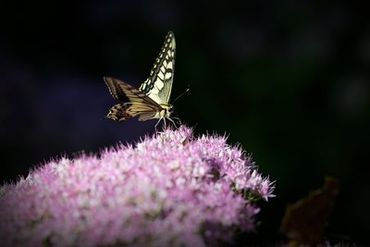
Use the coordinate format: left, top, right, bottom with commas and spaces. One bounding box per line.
167, 117, 178, 128
163, 118, 167, 129
171, 116, 182, 126
154, 119, 162, 131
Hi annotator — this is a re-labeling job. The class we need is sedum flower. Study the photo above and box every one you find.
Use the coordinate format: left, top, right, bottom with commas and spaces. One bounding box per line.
0, 126, 274, 247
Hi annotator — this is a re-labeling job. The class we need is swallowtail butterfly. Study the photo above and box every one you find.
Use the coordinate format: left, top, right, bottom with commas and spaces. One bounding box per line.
104, 31, 176, 127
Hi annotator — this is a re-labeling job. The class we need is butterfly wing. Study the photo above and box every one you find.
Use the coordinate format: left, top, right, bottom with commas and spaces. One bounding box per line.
139, 31, 176, 105
107, 103, 131, 121
104, 77, 162, 121
104, 76, 130, 101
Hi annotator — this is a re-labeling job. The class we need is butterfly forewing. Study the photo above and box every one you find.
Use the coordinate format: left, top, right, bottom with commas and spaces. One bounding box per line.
104, 76, 130, 101
104, 77, 156, 105
139, 31, 176, 105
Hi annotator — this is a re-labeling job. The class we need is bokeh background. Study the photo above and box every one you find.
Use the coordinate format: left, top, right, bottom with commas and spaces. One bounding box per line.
1, 0, 369, 244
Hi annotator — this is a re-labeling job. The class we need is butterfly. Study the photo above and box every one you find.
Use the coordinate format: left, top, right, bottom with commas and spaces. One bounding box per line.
104, 31, 177, 128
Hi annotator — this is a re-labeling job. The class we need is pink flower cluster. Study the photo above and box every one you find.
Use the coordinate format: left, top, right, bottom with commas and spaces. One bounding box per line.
0, 126, 274, 246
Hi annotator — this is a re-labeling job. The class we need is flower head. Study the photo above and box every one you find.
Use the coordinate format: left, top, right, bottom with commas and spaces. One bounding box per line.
0, 126, 274, 246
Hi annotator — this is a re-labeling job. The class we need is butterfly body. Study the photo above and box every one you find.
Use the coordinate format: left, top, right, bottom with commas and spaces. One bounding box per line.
104, 31, 176, 125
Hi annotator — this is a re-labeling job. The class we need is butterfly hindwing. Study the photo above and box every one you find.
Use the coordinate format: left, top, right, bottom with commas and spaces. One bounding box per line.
107, 103, 132, 121
139, 31, 176, 105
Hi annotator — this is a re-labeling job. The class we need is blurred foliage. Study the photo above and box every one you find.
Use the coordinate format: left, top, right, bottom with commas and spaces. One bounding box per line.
0, 0, 369, 244
280, 177, 339, 246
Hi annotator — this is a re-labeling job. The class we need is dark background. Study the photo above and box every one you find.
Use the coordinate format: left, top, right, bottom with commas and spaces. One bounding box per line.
1, 0, 369, 244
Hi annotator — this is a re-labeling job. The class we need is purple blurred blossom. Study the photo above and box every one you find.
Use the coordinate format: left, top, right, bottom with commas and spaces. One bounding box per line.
0, 126, 274, 246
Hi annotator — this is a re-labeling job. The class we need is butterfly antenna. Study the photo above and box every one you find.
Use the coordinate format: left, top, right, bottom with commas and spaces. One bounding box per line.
172, 88, 190, 104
